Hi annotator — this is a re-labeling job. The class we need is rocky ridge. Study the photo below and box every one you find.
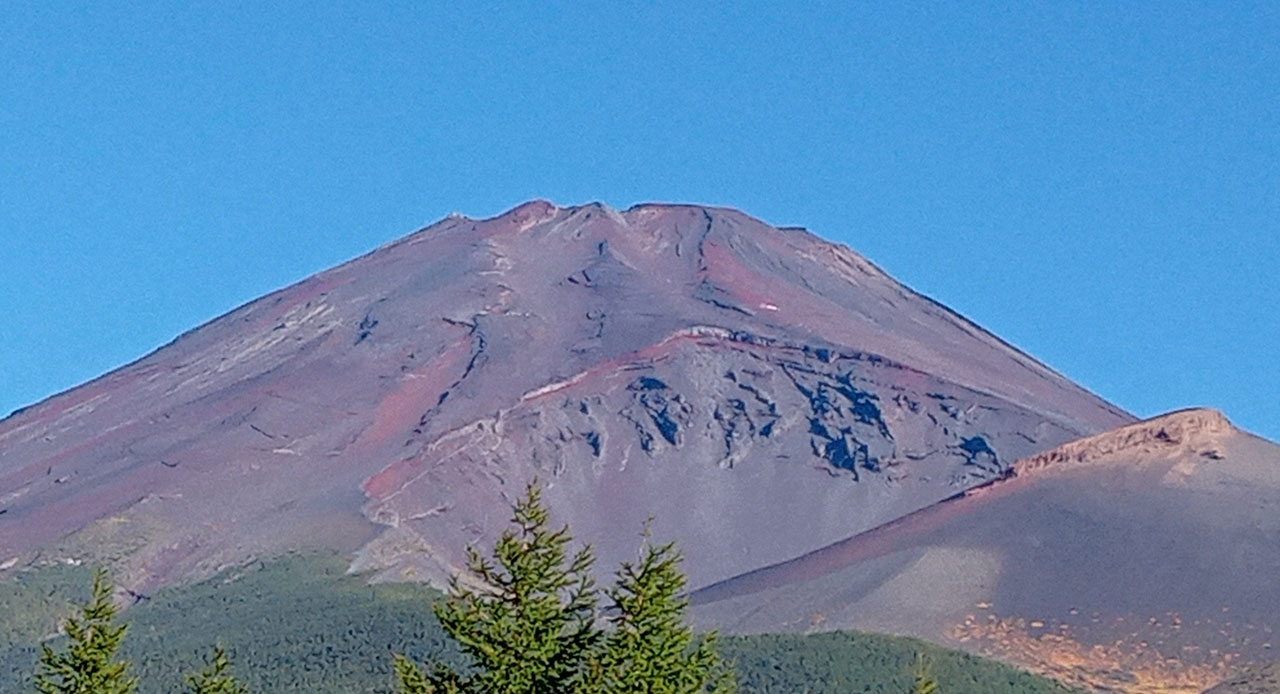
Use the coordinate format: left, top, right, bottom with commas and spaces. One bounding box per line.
1008, 408, 1233, 477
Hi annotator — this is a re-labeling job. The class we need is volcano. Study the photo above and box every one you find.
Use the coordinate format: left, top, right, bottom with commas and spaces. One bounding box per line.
8, 201, 1272, 693
4, 199, 1215, 686
0, 201, 1127, 586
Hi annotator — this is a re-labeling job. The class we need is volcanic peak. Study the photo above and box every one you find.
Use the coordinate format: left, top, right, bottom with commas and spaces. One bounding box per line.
0, 198, 1139, 605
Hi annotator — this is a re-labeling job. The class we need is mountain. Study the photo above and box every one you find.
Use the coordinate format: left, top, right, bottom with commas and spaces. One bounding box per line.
0, 200, 1128, 596
691, 408, 1280, 694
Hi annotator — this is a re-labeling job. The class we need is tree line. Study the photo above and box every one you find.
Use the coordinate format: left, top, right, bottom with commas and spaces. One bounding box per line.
30, 483, 945, 694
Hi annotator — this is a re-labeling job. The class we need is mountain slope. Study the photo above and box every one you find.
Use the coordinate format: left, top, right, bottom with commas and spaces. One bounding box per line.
691, 409, 1280, 694
0, 201, 1129, 596
1207, 661, 1280, 694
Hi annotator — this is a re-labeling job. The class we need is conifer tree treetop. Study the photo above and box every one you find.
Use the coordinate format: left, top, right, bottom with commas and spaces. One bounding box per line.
34, 567, 137, 694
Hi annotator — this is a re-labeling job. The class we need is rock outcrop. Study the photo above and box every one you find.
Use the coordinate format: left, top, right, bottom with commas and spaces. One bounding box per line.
1010, 408, 1233, 477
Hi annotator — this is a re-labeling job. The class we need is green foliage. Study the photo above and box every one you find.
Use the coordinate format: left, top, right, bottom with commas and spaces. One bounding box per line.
33, 567, 137, 694
1, 553, 462, 693
394, 654, 464, 694
595, 531, 734, 694
0, 562, 93, 647
913, 654, 940, 694
0, 555, 1081, 694
721, 632, 1079, 694
398, 486, 736, 694
118, 554, 462, 693
401, 482, 601, 694
185, 646, 247, 694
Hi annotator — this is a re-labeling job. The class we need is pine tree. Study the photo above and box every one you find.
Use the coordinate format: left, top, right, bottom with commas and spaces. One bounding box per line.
595, 529, 735, 694
34, 567, 137, 694
393, 655, 464, 694
185, 646, 248, 694
396, 481, 600, 694
912, 653, 939, 694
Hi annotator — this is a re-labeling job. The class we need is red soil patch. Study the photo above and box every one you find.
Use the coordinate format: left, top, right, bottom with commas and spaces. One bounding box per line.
359, 337, 473, 448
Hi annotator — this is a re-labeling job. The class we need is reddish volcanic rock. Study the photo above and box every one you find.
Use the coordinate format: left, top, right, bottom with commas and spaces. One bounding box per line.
0, 201, 1129, 597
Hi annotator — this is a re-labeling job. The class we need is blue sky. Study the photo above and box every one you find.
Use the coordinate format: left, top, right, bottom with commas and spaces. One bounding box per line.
2, 2, 1277, 440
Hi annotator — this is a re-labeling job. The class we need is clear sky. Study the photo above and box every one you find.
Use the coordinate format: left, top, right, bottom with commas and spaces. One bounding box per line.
2, 2, 1277, 440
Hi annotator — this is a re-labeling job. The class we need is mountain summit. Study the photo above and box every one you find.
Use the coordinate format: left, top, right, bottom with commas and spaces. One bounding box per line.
7, 201, 1276, 692
0, 201, 1127, 590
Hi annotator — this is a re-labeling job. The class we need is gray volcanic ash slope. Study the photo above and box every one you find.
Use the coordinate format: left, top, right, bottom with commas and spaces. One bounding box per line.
1208, 662, 1280, 694
691, 409, 1280, 694
0, 201, 1129, 598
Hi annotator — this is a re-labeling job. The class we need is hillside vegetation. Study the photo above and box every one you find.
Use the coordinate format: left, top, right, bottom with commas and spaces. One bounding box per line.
0, 553, 1077, 694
